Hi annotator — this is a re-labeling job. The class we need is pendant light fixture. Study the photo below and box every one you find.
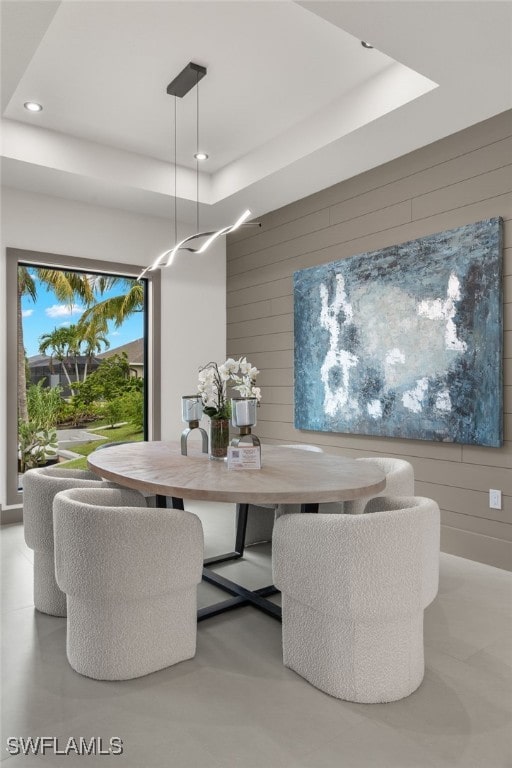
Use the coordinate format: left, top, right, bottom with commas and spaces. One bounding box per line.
139, 62, 252, 279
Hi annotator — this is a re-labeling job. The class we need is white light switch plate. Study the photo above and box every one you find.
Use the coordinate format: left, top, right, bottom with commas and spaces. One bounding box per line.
489, 489, 502, 509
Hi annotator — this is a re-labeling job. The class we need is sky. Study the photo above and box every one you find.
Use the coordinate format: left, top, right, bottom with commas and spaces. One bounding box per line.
21, 273, 144, 358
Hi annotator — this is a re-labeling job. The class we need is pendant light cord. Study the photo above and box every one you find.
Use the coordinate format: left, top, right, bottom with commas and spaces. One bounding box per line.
196, 72, 199, 232
174, 95, 177, 246
136, 63, 253, 281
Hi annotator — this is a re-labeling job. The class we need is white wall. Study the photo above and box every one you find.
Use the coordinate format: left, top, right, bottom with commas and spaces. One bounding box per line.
0, 187, 226, 508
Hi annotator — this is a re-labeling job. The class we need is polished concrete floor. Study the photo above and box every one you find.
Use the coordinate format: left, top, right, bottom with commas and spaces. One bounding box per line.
1, 501, 511, 767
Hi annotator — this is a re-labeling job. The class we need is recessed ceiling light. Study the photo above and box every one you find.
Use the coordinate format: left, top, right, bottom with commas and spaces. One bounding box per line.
361, 41, 374, 49
194, 152, 208, 161
24, 101, 43, 112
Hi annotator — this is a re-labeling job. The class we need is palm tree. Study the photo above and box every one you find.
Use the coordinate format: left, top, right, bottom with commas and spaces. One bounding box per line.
17, 269, 37, 423
77, 317, 110, 380
39, 326, 78, 393
65, 325, 82, 385
21, 271, 143, 421
78, 279, 144, 328
39, 321, 111, 391
18, 267, 95, 421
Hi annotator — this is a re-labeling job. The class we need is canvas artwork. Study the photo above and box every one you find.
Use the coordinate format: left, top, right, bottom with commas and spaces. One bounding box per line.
294, 217, 503, 447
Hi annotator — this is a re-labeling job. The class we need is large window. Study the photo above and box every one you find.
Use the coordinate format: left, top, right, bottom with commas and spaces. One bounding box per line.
6, 249, 160, 507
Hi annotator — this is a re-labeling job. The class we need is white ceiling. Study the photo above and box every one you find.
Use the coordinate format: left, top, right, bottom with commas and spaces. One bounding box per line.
1, 1, 511, 231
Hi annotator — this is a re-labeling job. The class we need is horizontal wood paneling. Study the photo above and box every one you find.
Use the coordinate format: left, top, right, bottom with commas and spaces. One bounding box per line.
227, 277, 290, 308
228, 196, 512, 294
243, 350, 294, 370
227, 110, 512, 570
229, 111, 512, 247
255, 370, 294, 388
440, 526, 511, 571
227, 314, 293, 339
411, 165, 512, 220
461, 443, 512, 469
227, 201, 412, 278
504, 275, 512, 301
505, 386, 512, 413
251, 421, 463, 461
228, 333, 292, 355
227, 295, 293, 324
260, 403, 294, 423
415, 480, 511, 525
229, 208, 330, 261
441, 509, 512, 542
329, 139, 512, 227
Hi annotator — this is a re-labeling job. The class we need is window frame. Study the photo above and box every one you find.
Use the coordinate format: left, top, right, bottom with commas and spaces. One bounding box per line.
6, 248, 161, 508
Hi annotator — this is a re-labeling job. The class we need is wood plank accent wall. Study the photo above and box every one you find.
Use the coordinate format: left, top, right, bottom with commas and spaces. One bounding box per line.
226, 110, 512, 571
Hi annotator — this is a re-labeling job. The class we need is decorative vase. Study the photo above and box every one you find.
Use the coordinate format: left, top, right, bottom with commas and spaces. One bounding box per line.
181, 395, 203, 425
231, 397, 258, 429
180, 395, 208, 456
209, 418, 229, 460
230, 397, 260, 448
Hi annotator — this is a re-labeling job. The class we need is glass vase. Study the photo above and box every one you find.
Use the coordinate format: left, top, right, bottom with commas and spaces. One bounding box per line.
181, 395, 203, 425
209, 418, 229, 460
231, 397, 258, 428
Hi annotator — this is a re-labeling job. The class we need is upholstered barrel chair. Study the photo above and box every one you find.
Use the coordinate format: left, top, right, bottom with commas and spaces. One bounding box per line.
343, 457, 414, 515
273, 496, 440, 703
92, 441, 157, 506
53, 487, 204, 680
237, 444, 324, 547
23, 467, 119, 617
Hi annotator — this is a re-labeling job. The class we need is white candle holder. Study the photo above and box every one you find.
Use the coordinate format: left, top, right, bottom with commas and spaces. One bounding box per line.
181, 395, 208, 455
230, 397, 260, 447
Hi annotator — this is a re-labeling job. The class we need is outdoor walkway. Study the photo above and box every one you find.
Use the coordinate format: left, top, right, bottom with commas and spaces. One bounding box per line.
56, 428, 106, 448
56, 427, 108, 460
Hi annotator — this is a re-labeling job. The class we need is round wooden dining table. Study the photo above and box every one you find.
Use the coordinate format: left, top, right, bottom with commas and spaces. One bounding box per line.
87, 440, 386, 506
88, 441, 386, 621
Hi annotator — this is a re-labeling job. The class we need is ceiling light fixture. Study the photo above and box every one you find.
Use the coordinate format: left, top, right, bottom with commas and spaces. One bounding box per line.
138, 62, 252, 279
24, 101, 43, 112
361, 41, 374, 49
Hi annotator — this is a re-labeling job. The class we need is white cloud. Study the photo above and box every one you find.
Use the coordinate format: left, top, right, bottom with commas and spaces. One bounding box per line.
22, 309, 35, 318
45, 304, 83, 318
111, 331, 121, 336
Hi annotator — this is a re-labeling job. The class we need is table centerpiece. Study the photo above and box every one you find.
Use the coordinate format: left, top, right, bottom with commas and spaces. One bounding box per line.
198, 357, 261, 460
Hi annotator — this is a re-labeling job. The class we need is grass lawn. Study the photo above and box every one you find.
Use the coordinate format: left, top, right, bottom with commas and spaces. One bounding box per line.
60, 422, 144, 470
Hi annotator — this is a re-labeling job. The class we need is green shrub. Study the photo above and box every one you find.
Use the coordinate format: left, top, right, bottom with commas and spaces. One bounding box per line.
18, 422, 58, 472
27, 380, 62, 430
103, 399, 126, 429
57, 400, 100, 427
73, 355, 143, 414
122, 390, 144, 430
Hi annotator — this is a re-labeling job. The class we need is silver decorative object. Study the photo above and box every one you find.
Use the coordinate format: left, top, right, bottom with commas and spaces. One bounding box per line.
230, 397, 260, 448
181, 395, 208, 456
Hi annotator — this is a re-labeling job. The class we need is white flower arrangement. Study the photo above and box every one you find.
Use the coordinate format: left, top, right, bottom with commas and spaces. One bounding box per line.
198, 357, 261, 419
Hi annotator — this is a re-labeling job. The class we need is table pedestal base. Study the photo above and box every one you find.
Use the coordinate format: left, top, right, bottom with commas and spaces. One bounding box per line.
156, 495, 318, 622
199, 572, 280, 621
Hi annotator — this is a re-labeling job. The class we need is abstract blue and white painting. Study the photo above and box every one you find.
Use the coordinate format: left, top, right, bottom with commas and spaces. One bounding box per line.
294, 218, 503, 447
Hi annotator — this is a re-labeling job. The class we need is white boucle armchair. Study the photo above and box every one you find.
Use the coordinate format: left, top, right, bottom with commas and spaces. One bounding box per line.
343, 457, 414, 515
23, 467, 119, 617
53, 487, 204, 680
273, 496, 440, 703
